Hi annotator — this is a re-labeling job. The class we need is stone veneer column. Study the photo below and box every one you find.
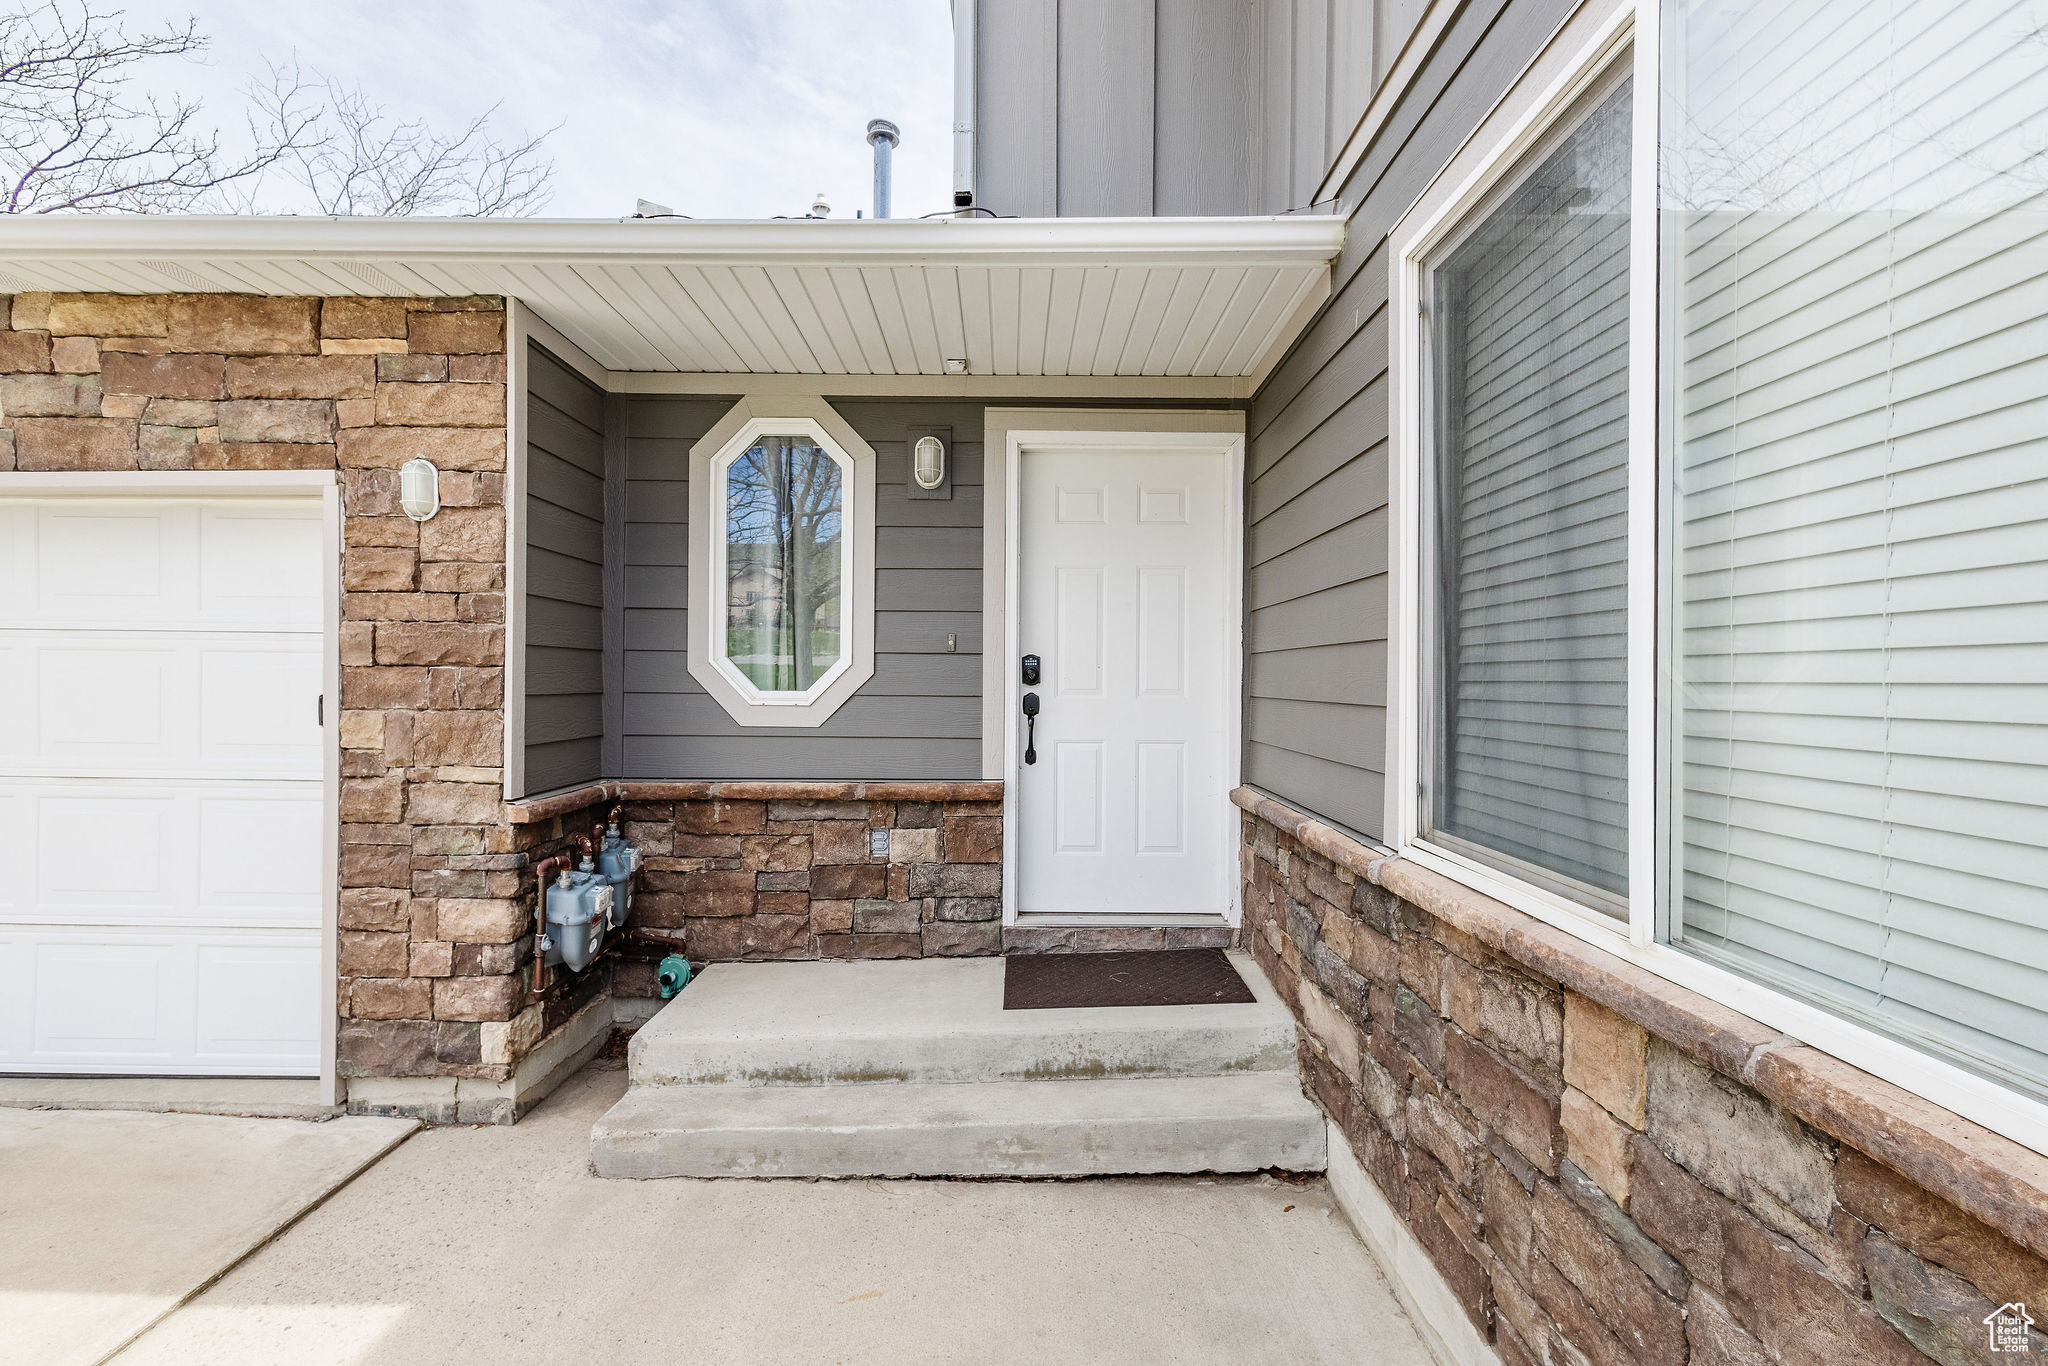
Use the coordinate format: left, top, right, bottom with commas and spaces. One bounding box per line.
0, 291, 552, 1094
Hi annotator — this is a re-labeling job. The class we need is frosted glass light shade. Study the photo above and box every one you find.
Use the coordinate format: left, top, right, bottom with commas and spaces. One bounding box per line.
913, 435, 945, 490
400, 458, 440, 521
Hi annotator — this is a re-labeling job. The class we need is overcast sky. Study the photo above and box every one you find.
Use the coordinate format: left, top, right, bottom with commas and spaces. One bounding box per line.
117, 0, 956, 220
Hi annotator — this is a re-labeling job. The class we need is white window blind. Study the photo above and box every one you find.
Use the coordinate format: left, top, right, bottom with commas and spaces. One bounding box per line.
1665, 0, 2048, 1098
1425, 75, 1634, 904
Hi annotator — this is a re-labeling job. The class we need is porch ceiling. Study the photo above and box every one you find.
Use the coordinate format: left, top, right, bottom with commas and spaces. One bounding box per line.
0, 215, 1344, 380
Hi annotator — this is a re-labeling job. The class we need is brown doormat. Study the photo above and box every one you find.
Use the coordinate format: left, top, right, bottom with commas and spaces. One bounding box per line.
1003, 948, 1256, 1010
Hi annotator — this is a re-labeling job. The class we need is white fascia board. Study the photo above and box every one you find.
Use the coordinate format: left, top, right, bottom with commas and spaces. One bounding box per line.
0, 214, 1345, 273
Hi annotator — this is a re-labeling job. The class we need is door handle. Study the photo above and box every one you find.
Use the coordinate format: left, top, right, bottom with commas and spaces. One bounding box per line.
1021, 691, 1040, 766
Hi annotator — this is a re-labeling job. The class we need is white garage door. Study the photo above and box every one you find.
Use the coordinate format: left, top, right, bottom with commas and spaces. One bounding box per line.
0, 495, 327, 1076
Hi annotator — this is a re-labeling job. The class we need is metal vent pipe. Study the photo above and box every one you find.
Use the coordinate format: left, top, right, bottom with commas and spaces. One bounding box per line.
866, 118, 900, 219
952, 0, 976, 208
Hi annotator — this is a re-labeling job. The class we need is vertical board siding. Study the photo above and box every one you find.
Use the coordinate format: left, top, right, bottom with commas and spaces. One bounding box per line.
973, 1, 1450, 221
975, 0, 1060, 218
1326, 0, 1376, 162
1375, 0, 1432, 86
620, 397, 988, 780
1242, 0, 1577, 842
523, 342, 607, 794
1153, 0, 1260, 216
1057, 0, 1156, 217
1288, 0, 1333, 209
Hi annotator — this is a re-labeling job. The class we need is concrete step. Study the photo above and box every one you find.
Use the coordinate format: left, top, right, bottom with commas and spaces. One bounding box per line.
591, 1071, 1328, 1179
626, 951, 1296, 1088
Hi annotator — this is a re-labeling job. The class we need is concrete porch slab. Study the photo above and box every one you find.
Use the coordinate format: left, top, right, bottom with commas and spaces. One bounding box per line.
1, 1107, 416, 1366
110, 1060, 1435, 1366
628, 950, 1296, 1087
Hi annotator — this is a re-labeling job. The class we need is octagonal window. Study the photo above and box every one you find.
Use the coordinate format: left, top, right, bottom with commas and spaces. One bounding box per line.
721, 433, 848, 696
689, 399, 875, 727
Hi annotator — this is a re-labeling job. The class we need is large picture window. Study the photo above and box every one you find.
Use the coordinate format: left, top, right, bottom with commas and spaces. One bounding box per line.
687, 398, 875, 727
1423, 68, 1633, 914
1390, 0, 2048, 1144
1662, 0, 2048, 1102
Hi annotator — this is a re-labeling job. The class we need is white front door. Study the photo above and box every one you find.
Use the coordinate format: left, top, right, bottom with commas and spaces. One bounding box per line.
1016, 446, 1233, 916
0, 495, 327, 1075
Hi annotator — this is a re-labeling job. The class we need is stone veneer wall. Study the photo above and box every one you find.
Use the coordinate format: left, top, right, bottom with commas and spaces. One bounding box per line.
0, 290, 588, 1094
1237, 793, 2048, 1366
1001, 923, 1236, 954
513, 780, 1242, 1001
602, 789, 1006, 989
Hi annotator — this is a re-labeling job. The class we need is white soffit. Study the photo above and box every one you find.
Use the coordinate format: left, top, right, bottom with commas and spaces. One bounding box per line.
0, 215, 1343, 379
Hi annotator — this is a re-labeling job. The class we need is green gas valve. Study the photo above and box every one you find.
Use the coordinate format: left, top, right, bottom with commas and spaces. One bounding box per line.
657, 954, 693, 999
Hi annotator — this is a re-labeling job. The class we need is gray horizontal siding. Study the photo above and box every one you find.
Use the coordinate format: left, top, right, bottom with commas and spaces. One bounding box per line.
1243, 0, 1576, 841
619, 397, 991, 780
523, 342, 606, 795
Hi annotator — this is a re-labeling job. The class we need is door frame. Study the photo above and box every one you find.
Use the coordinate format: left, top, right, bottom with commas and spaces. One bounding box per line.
981, 410, 1247, 927
0, 470, 342, 1101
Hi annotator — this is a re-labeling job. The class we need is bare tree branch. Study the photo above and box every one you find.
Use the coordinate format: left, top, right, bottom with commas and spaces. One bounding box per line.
0, 0, 311, 213
241, 59, 557, 217
0, 2, 557, 216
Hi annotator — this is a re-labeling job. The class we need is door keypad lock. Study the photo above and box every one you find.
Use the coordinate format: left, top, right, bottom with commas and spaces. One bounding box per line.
1020, 654, 1041, 686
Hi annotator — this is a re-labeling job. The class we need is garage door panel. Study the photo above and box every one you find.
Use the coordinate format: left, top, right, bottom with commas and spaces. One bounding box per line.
0, 929, 319, 1073
0, 794, 21, 918
0, 931, 29, 1056
197, 795, 325, 916
30, 937, 188, 1066
37, 792, 179, 904
198, 506, 323, 629
0, 502, 29, 592
4, 782, 321, 930
195, 941, 322, 1063
199, 646, 322, 769
0, 641, 16, 750
0, 498, 321, 632
0, 491, 327, 1078
37, 508, 187, 624
0, 632, 318, 779
37, 644, 181, 756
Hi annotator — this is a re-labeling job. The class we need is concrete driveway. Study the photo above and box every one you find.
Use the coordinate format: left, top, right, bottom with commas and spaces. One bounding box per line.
2, 1105, 416, 1366
104, 1057, 1433, 1366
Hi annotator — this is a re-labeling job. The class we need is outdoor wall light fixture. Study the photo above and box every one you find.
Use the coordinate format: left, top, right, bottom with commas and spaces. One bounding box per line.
400, 457, 441, 521
913, 434, 947, 490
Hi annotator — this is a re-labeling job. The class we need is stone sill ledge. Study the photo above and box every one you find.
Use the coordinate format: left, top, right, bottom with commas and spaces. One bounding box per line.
1230, 784, 2048, 1262
507, 778, 1005, 824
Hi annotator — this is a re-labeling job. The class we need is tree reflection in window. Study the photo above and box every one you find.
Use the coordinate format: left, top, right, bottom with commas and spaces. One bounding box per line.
723, 435, 844, 693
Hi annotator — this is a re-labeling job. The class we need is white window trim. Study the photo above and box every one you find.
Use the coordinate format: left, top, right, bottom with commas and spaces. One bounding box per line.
686, 396, 876, 728
1383, 0, 2048, 1155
